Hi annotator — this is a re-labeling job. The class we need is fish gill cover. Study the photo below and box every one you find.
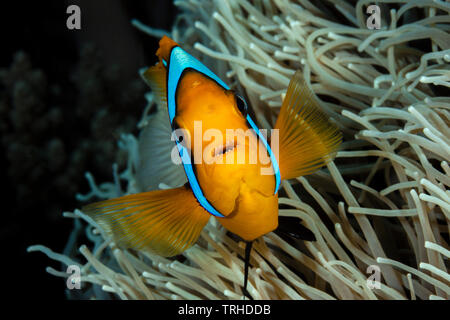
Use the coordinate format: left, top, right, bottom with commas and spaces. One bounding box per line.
29, 0, 449, 300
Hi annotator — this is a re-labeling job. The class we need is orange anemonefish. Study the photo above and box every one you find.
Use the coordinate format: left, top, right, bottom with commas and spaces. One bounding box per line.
83, 36, 342, 297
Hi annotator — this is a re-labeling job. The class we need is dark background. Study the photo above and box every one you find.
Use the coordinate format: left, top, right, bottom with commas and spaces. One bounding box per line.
1, 0, 176, 299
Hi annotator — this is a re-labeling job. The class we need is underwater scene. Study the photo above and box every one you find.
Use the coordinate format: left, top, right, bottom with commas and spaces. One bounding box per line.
4, 0, 450, 303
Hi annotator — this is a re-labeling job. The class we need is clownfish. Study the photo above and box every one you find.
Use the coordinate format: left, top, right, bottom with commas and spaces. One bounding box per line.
83, 36, 341, 297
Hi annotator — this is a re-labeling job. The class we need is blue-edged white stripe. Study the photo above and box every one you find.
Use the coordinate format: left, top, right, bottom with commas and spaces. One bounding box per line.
174, 141, 224, 217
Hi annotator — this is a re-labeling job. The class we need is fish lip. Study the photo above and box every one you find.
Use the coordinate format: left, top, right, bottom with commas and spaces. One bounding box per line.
212, 139, 238, 157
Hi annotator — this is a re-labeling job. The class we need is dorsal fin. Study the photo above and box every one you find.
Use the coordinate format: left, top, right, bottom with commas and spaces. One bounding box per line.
141, 36, 180, 110
156, 36, 179, 63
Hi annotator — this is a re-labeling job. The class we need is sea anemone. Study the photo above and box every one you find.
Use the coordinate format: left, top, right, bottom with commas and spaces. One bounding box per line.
29, 0, 449, 300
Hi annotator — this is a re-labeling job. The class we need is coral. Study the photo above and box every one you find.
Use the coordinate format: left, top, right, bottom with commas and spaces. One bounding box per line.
0, 51, 71, 222
30, 0, 449, 300
0, 46, 145, 223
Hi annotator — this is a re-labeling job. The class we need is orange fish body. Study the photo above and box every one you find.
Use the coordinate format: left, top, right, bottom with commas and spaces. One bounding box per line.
83, 36, 341, 257
175, 70, 279, 241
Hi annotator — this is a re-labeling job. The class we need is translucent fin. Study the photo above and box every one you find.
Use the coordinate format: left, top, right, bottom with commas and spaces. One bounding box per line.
274, 70, 342, 180
82, 186, 210, 257
136, 105, 187, 192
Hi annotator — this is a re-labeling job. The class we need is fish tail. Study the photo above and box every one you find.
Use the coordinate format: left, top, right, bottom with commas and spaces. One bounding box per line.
82, 185, 210, 257
274, 70, 342, 180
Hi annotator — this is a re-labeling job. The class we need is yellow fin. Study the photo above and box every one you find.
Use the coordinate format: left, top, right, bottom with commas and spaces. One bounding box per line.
141, 63, 167, 109
274, 70, 342, 180
82, 186, 209, 257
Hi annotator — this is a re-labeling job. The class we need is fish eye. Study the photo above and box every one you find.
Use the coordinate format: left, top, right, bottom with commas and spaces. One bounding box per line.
172, 122, 184, 143
235, 93, 248, 117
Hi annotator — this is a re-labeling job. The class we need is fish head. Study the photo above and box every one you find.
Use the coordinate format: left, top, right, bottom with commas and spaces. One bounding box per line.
173, 71, 275, 215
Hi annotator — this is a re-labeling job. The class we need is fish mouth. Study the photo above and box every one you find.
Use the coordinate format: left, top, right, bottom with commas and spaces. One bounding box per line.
213, 139, 238, 157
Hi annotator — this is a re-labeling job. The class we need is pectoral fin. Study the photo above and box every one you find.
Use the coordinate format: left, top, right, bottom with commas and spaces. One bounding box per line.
274, 70, 342, 180
82, 185, 210, 257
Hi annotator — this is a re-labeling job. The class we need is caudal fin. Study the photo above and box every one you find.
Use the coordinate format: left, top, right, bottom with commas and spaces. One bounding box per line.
274, 70, 342, 180
82, 185, 209, 257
